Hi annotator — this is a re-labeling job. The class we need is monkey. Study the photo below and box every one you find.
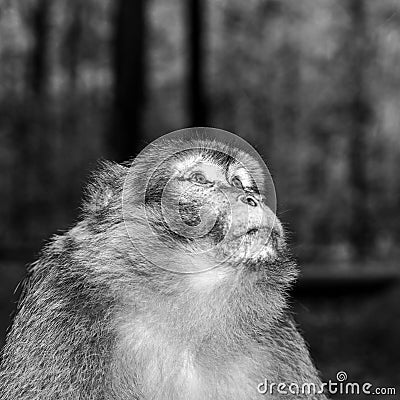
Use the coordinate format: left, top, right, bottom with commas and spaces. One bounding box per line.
0, 131, 328, 400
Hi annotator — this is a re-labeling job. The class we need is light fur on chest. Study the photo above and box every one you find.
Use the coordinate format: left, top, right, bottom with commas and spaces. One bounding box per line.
114, 319, 262, 400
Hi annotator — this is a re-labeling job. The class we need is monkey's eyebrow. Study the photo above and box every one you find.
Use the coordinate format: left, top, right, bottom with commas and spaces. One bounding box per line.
174, 156, 202, 174
228, 166, 251, 184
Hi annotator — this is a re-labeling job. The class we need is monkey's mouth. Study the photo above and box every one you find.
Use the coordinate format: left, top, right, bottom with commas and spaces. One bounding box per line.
239, 226, 281, 249
242, 226, 270, 238
231, 226, 270, 244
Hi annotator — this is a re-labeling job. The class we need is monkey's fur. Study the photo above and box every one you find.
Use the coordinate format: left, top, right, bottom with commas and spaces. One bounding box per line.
0, 138, 328, 399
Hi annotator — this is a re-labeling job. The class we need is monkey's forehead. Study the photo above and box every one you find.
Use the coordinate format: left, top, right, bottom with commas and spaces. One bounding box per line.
173, 151, 237, 172
148, 137, 261, 163
165, 139, 261, 168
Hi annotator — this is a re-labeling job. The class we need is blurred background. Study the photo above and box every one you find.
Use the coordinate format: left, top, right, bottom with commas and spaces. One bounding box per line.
0, 0, 399, 397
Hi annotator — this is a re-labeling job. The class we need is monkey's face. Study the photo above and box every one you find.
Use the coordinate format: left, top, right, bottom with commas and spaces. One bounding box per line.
141, 147, 285, 272
121, 131, 296, 322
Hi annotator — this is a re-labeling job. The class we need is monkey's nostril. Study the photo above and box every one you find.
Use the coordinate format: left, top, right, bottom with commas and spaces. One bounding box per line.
246, 197, 257, 207
246, 228, 259, 235
238, 194, 258, 207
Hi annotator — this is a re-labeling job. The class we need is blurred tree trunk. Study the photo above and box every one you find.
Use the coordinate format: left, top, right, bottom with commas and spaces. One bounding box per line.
345, 0, 374, 259
267, 15, 303, 247
64, 1, 83, 89
275, 43, 300, 143
112, 0, 146, 161
12, 0, 51, 249
186, 0, 207, 126
28, 0, 50, 96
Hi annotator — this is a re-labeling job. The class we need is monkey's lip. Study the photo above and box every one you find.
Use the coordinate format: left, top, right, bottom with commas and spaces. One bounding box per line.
231, 226, 280, 248
232, 226, 270, 240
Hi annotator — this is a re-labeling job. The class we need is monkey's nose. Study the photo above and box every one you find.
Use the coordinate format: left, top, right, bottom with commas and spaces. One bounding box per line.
238, 193, 259, 207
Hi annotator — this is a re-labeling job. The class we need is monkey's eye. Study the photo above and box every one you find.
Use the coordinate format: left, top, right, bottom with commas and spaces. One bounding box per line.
189, 172, 208, 185
231, 176, 244, 190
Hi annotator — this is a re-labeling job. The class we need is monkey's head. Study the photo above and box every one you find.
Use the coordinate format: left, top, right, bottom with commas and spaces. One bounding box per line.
119, 130, 297, 308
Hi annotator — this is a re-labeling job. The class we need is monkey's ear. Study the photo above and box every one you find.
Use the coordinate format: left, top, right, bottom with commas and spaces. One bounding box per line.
81, 160, 127, 218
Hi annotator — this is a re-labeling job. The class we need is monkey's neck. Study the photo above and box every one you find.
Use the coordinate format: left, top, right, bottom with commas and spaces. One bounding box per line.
119, 271, 288, 353
109, 279, 289, 399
